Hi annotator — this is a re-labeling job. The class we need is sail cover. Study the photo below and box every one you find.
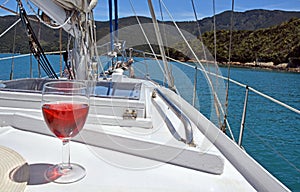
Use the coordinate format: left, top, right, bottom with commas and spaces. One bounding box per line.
52, 0, 98, 12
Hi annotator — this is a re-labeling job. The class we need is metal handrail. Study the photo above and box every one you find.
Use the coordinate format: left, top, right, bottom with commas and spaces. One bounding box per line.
152, 88, 194, 145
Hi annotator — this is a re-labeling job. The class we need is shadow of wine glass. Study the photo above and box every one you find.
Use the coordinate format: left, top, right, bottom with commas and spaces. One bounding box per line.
10, 163, 61, 185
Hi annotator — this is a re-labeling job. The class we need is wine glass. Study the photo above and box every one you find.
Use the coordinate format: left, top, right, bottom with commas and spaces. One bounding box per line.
41, 81, 89, 183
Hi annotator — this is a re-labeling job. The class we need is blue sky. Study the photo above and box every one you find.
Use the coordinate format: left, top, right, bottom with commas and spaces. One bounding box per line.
95, 0, 300, 21
0, 0, 300, 21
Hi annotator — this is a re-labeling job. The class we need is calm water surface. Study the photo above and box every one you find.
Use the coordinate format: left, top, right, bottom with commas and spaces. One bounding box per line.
228, 68, 300, 190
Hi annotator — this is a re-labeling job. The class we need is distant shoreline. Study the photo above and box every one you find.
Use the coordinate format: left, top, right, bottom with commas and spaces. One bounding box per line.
219, 62, 300, 73
184, 59, 300, 73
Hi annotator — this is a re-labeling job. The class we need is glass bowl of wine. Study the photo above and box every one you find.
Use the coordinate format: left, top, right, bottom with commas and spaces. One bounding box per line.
41, 81, 89, 184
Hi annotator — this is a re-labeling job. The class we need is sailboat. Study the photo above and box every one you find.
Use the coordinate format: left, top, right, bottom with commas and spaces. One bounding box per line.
0, 0, 296, 191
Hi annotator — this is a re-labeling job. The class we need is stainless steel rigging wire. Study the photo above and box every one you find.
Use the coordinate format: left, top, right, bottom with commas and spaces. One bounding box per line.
158, 0, 235, 140
222, 0, 235, 137
17, 0, 58, 79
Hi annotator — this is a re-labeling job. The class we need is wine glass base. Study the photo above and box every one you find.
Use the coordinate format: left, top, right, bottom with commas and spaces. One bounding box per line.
45, 163, 86, 184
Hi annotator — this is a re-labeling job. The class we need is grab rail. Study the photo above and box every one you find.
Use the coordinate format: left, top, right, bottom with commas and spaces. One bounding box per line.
152, 88, 194, 145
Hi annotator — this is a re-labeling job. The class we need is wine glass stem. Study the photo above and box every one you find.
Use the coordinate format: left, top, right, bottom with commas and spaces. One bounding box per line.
61, 139, 71, 170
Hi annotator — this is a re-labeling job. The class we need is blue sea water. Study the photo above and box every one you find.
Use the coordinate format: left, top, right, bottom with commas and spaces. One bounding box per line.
0, 54, 299, 190
227, 68, 300, 190
0, 53, 62, 80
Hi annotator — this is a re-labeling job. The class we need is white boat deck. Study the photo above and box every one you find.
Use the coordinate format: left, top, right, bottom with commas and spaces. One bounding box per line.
0, 124, 256, 192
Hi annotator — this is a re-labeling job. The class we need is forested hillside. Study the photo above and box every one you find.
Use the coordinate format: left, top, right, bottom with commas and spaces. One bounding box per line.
202, 18, 300, 64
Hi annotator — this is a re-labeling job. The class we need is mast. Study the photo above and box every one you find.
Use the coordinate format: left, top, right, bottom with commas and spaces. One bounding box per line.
114, 0, 119, 43
108, 0, 119, 55
108, 0, 114, 52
